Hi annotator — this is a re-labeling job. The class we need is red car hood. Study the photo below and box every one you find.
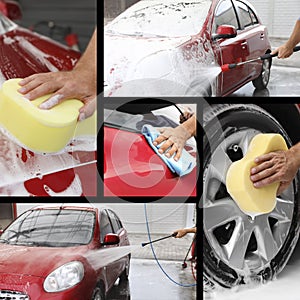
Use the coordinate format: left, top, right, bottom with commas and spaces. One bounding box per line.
0, 243, 90, 278
104, 33, 190, 86
104, 126, 197, 196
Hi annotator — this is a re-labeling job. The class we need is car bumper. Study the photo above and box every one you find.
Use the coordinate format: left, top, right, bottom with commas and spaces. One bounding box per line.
0, 273, 94, 300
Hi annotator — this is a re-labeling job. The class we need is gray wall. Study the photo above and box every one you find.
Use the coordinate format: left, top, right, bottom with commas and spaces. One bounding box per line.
17, 0, 96, 52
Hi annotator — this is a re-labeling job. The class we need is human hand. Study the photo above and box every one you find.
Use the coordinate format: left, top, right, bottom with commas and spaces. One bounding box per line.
152, 125, 192, 161
250, 150, 298, 195
271, 43, 294, 59
179, 111, 194, 124
173, 229, 188, 238
18, 70, 96, 121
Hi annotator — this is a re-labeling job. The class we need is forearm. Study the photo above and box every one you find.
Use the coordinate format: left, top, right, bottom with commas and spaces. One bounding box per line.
74, 29, 97, 84
288, 141, 300, 169
181, 114, 196, 137
286, 20, 300, 48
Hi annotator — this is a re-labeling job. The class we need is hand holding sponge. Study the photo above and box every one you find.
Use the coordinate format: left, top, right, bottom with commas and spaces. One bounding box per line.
226, 133, 288, 217
0, 78, 96, 153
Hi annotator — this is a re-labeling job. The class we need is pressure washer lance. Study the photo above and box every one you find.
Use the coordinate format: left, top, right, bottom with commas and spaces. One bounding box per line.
221, 45, 300, 72
141, 232, 177, 247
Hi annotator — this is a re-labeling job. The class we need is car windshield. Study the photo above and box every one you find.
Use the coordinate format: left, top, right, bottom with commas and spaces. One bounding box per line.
0, 209, 95, 247
0, 13, 17, 34
105, 0, 212, 38
104, 106, 179, 133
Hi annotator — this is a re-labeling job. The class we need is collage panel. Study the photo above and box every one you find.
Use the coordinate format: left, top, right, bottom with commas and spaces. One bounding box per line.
202, 102, 300, 299
102, 98, 200, 201
0, 202, 197, 300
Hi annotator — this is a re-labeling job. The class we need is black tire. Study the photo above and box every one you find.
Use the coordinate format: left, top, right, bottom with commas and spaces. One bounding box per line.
91, 285, 105, 300
119, 254, 130, 283
203, 104, 300, 288
252, 57, 272, 90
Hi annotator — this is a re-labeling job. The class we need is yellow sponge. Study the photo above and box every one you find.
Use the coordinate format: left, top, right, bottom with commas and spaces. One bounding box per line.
0, 78, 96, 153
226, 133, 288, 216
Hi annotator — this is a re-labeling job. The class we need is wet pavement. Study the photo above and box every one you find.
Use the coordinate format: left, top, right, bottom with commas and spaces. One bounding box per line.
231, 65, 300, 97
107, 258, 197, 300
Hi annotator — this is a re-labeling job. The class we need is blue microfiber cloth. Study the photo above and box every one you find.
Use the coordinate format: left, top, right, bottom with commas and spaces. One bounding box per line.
141, 124, 196, 176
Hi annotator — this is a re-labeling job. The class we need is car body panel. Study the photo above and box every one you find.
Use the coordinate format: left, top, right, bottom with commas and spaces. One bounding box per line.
104, 126, 197, 196
0, 9, 96, 196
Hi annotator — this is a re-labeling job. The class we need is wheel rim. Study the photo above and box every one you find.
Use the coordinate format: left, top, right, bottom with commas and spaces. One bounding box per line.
203, 128, 294, 272
92, 288, 104, 300
261, 59, 271, 86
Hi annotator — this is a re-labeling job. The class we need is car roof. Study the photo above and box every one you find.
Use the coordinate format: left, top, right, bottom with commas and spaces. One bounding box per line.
28, 204, 107, 213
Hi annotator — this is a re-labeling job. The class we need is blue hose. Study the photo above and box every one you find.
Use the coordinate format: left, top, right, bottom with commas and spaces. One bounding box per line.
144, 203, 197, 287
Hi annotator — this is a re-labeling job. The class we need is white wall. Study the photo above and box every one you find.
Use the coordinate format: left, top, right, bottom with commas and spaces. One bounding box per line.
251, 0, 300, 38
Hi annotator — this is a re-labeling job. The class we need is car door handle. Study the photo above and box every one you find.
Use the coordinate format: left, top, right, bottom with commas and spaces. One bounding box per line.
241, 41, 248, 49
260, 33, 265, 39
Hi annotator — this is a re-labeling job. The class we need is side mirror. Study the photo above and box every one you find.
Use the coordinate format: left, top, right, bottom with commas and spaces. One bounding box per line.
102, 233, 120, 246
2, 0, 22, 21
212, 25, 237, 41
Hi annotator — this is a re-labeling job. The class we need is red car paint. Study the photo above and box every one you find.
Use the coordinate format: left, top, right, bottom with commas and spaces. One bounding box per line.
0, 8, 96, 196
104, 126, 197, 197
104, 0, 271, 96
0, 205, 130, 299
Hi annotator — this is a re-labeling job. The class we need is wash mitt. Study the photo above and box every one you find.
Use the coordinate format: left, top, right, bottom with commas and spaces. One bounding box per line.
142, 124, 196, 176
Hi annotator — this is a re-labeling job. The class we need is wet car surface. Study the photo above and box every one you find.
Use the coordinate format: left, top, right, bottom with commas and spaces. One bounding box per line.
104, 104, 197, 197
104, 0, 272, 97
0, 205, 130, 300
0, 8, 96, 196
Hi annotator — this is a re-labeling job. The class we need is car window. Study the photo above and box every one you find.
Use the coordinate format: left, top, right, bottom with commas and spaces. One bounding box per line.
0, 209, 95, 247
248, 6, 259, 25
213, 0, 239, 34
235, 1, 253, 29
99, 210, 114, 243
107, 209, 123, 233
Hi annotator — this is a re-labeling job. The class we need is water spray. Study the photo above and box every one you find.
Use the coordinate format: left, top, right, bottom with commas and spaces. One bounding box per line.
221, 45, 300, 72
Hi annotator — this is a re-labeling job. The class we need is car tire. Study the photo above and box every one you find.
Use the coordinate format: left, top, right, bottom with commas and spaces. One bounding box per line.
119, 254, 130, 283
252, 57, 272, 90
91, 285, 105, 300
203, 104, 300, 288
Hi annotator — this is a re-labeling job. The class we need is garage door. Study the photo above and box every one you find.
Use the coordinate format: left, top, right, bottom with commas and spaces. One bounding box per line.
105, 203, 196, 234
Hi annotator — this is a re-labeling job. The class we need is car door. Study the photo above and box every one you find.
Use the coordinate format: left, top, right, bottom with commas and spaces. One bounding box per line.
233, 0, 268, 78
107, 209, 129, 275
99, 210, 121, 287
212, 0, 250, 95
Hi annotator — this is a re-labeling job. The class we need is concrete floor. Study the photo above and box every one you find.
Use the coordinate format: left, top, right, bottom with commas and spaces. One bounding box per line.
231, 65, 300, 97
107, 259, 197, 300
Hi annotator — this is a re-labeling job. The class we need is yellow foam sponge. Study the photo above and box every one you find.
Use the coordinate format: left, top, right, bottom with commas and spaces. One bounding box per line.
226, 133, 288, 216
0, 78, 96, 153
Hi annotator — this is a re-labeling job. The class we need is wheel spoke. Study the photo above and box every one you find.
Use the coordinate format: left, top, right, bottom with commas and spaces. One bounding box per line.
208, 145, 232, 185
255, 215, 279, 261
204, 197, 239, 232
269, 197, 294, 222
224, 219, 254, 269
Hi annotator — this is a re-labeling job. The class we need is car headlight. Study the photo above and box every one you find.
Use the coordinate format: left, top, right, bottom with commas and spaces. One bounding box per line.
43, 261, 84, 293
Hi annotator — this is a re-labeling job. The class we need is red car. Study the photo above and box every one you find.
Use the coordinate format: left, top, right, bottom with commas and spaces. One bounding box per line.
104, 103, 197, 197
0, 205, 130, 299
0, 1, 96, 196
104, 0, 272, 96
